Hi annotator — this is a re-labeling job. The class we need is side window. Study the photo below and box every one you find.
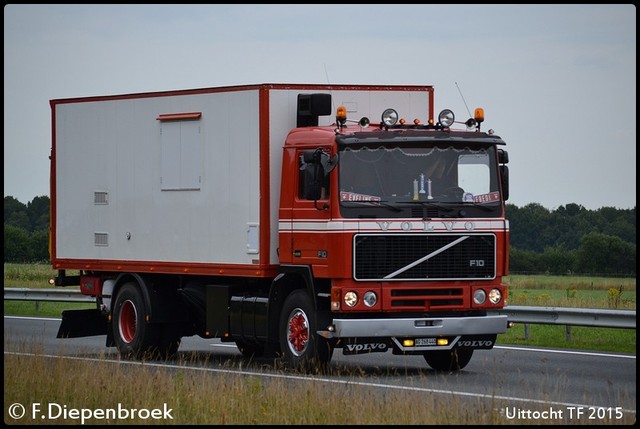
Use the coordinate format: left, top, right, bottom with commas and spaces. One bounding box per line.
298, 152, 330, 200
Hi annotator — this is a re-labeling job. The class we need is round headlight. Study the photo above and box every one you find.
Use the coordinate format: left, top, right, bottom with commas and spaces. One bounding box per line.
473, 289, 486, 305
344, 291, 358, 307
438, 109, 455, 127
381, 109, 398, 127
363, 291, 377, 307
489, 288, 502, 304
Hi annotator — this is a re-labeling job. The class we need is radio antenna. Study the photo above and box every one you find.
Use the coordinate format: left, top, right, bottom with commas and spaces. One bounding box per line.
324, 63, 336, 112
455, 82, 473, 118
324, 63, 331, 85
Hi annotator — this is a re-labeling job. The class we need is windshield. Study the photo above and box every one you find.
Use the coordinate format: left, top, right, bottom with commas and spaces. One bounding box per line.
338, 144, 502, 217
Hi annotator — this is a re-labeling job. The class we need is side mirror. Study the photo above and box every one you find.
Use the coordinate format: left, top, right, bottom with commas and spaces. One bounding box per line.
302, 163, 324, 200
322, 153, 339, 174
301, 148, 337, 201
303, 148, 338, 175
500, 165, 509, 201
498, 149, 509, 164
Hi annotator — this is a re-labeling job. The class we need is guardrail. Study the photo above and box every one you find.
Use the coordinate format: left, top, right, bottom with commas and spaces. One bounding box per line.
4, 287, 95, 303
4, 288, 636, 337
488, 305, 635, 340
488, 306, 636, 329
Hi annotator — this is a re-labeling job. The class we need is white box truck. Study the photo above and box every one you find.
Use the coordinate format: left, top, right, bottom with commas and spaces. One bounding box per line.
51, 83, 511, 371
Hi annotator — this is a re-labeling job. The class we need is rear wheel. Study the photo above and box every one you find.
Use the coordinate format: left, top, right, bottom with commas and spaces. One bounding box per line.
112, 282, 178, 360
279, 290, 333, 371
424, 348, 473, 371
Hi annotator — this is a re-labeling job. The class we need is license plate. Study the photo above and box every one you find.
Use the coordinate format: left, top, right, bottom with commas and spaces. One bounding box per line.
415, 338, 437, 346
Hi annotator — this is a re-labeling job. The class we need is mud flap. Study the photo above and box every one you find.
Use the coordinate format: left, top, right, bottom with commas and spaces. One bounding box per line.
342, 338, 393, 355
56, 309, 108, 338
456, 334, 497, 349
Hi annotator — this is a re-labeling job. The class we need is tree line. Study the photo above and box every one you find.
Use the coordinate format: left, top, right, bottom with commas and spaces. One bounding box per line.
4, 196, 636, 276
506, 203, 635, 276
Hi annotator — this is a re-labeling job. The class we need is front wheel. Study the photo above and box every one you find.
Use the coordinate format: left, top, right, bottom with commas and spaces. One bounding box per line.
424, 348, 474, 371
279, 290, 333, 371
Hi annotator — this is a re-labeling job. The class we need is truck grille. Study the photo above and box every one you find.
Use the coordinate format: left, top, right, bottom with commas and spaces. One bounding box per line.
353, 233, 495, 281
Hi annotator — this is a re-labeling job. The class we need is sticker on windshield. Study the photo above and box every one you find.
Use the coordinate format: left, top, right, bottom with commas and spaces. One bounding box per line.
340, 191, 381, 202
473, 191, 500, 204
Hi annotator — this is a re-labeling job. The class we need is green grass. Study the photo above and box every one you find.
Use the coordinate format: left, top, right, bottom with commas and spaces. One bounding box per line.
505, 274, 636, 309
497, 324, 635, 353
3, 300, 94, 317
3, 262, 66, 288
10, 349, 608, 425
4, 263, 91, 317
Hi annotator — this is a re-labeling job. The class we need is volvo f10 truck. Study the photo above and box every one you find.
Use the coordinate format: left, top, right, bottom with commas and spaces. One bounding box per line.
51, 83, 510, 371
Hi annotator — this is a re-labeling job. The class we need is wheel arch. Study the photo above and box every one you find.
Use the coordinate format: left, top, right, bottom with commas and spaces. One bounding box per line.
267, 265, 331, 345
111, 273, 153, 317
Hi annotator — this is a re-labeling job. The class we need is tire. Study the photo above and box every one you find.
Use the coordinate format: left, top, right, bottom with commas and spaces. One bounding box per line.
112, 282, 162, 360
279, 290, 333, 371
424, 348, 474, 371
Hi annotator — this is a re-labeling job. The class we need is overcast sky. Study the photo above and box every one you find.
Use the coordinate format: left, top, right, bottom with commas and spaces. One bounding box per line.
4, 4, 636, 210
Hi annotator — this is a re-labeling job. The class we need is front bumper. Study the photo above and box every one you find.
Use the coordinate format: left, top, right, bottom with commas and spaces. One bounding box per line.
320, 314, 508, 339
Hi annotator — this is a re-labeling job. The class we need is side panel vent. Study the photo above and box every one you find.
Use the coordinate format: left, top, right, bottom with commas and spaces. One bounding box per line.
94, 232, 108, 246
94, 191, 109, 205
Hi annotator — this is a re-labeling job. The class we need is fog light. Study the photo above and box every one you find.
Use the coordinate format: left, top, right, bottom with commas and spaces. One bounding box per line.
403, 339, 414, 347
344, 291, 358, 307
489, 288, 502, 304
437, 338, 449, 346
473, 289, 486, 304
363, 291, 377, 307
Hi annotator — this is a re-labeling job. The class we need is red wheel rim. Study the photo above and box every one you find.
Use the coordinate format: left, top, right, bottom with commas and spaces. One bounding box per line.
118, 299, 137, 343
287, 309, 309, 356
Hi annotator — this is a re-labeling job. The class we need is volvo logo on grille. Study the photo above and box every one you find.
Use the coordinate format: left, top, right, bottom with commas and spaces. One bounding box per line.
376, 221, 476, 231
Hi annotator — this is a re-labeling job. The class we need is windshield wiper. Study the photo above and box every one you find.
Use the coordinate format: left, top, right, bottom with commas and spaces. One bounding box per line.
342, 200, 402, 212
408, 200, 498, 212
404, 200, 455, 212
458, 202, 498, 212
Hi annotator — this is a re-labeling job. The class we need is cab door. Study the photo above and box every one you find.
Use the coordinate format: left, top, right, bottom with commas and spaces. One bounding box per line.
288, 148, 332, 276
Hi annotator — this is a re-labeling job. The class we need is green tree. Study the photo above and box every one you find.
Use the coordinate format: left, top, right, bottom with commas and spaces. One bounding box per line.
540, 245, 576, 275
29, 229, 51, 263
4, 196, 29, 230
509, 247, 545, 274
27, 195, 50, 232
4, 224, 30, 262
575, 232, 636, 276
